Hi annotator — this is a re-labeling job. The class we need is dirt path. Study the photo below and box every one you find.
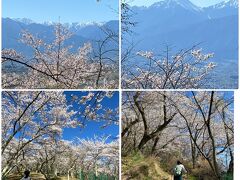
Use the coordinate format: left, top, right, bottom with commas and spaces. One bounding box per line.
153, 162, 172, 180
122, 154, 174, 180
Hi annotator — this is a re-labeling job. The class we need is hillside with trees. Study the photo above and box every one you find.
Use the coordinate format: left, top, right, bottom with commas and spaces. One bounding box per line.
122, 91, 233, 179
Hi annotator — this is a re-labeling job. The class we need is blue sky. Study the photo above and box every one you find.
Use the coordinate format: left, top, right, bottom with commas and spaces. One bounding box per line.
2, 0, 119, 23
186, 91, 234, 111
63, 91, 119, 143
129, 0, 224, 7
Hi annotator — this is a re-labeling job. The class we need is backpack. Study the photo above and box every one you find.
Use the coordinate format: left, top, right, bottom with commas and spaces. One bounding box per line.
174, 165, 182, 176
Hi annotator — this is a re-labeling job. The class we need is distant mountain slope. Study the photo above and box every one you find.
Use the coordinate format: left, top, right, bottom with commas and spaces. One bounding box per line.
141, 15, 238, 59
131, 0, 207, 35
128, 0, 238, 59
203, 0, 238, 19
73, 20, 119, 39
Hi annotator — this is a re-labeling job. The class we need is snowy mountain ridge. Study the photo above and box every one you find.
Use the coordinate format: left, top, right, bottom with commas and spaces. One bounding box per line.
12, 18, 105, 29
209, 0, 238, 9
136, 0, 238, 11
151, 0, 202, 12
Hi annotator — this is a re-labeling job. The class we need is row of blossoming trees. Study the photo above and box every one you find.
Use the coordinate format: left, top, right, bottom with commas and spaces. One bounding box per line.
122, 91, 233, 179
2, 91, 119, 179
2, 23, 119, 89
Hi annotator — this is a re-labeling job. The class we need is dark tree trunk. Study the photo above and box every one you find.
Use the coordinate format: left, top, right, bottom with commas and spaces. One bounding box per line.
151, 137, 160, 154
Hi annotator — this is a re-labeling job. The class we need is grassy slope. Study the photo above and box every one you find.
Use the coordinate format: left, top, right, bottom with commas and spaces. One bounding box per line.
122, 152, 172, 180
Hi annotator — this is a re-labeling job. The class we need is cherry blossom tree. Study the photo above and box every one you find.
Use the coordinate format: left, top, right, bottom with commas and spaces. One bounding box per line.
2, 91, 119, 178
122, 46, 216, 89
2, 23, 118, 89
172, 91, 234, 179
75, 136, 119, 176
122, 91, 180, 153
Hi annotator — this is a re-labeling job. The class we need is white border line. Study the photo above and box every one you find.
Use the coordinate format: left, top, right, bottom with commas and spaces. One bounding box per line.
1, 0, 239, 180
119, 1, 122, 179
121, 89, 238, 92
234, 90, 239, 180
1, 0, 3, 176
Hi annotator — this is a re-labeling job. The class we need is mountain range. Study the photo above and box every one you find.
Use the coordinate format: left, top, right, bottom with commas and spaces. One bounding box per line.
128, 0, 238, 60
2, 18, 119, 57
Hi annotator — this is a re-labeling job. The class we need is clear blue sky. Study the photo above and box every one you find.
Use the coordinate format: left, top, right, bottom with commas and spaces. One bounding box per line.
2, 0, 119, 23
129, 0, 224, 7
63, 91, 119, 143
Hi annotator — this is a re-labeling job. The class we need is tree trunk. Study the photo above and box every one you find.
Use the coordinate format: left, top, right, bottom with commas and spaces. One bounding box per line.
151, 137, 159, 154
190, 139, 196, 169
207, 92, 220, 179
138, 133, 151, 150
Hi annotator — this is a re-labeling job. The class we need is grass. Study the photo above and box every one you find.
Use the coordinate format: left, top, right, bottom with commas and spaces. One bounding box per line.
54, 177, 78, 180
188, 175, 199, 180
222, 173, 233, 180
122, 151, 171, 180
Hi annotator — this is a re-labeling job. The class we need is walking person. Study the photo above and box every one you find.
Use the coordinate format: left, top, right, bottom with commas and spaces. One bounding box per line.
21, 170, 31, 180
173, 161, 187, 180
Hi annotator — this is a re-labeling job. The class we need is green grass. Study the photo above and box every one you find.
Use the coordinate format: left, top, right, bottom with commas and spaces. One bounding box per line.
221, 173, 233, 180
131, 151, 145, 163
188, 175, 198, 180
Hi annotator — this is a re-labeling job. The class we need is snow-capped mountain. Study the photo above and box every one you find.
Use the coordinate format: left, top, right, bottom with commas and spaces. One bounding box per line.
73, 21, 104, 28
203, 0, 238, 18
133, 0, 238, 12
8, 18, 118, 40
12, 18, 105, 30
127, 0, 238, 60
13, 18, 35, 25
2, 18, 119, 57
151, 0, 202, 12
210, 0, 238, 9
130, 0, 207, 36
